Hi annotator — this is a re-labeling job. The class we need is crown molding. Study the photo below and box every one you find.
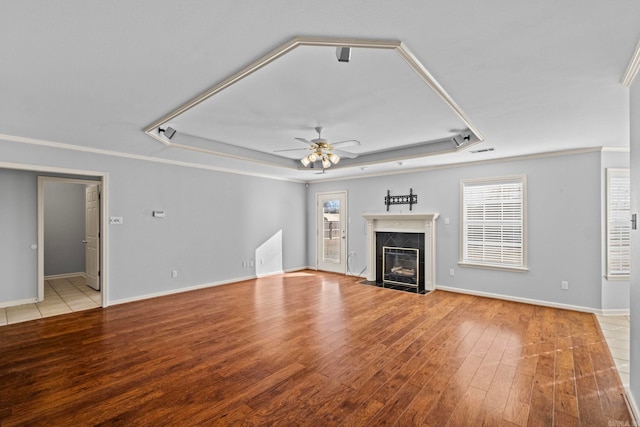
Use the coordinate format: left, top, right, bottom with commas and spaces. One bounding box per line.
622, 38, 640, 87
309, 146, 611, 183
0, 133, 305, 183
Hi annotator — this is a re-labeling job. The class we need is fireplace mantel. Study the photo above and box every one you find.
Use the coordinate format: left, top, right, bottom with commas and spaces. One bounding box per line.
362, 212, 439, 291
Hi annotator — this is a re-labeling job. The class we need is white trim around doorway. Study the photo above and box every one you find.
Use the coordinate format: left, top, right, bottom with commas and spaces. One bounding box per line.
0, 161, 109, 309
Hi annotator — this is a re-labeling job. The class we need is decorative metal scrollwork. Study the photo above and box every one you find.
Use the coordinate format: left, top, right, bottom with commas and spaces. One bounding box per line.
384, 188, 418, 211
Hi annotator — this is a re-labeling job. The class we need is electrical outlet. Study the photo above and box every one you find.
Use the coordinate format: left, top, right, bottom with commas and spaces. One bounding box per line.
449, 268, 455, 277
561, 281, 569, 290
171, 270, 178, 278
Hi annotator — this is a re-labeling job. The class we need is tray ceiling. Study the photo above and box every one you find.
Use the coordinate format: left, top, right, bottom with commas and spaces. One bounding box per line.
145, 37, 482, 170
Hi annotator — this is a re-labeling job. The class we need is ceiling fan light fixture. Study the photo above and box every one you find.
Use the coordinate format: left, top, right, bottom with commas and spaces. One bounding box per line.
328, 153, 340, 164
322, 156, 331, 169
300, 156, 311, 167
308, 153, 318, 162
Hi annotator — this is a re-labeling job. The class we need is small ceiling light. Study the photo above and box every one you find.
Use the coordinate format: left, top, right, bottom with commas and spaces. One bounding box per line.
336, 46, 351, 63
159, 126, 177, 140
328, 153, 340, 164
453, 132, 472, 148
308, 153, 318, 163
300, 156, 311, 167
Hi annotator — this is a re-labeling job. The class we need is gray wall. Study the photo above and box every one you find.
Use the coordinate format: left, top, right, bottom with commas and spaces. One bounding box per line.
0, 169, 38, 303
0, 139, 307, 305
308, 151, 606, 310
629, 77, 640, 412
44, 181, 86, 276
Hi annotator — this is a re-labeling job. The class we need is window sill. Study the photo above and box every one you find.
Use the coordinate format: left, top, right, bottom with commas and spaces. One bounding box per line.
605, 274, 630, 281
458, 261, 529, 273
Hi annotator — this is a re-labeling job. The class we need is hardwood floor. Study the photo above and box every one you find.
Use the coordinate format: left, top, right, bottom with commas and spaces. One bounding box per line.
0, 271, 634, 426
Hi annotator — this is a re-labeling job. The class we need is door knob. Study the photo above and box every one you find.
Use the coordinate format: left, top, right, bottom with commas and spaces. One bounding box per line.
82, 240, 88, 244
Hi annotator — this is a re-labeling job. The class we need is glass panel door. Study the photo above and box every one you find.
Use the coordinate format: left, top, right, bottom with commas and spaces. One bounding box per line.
317, 192, 347, 273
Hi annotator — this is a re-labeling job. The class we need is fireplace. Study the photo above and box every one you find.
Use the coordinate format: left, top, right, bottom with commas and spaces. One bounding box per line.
383, 247, 419, 286
362, 213, 439, 292
376, 231, 425, 292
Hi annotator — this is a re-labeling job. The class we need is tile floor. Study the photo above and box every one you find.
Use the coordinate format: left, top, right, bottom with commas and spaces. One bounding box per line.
0, 275, 101, 326
596, 314, 631, 388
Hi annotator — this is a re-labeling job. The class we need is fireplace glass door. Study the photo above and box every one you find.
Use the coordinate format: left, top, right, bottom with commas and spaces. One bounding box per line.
383, 246, 419, 287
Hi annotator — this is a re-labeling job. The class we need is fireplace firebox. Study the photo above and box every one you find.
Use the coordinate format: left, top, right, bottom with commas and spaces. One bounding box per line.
375, 231, 425, 293
383, 247, 419, 287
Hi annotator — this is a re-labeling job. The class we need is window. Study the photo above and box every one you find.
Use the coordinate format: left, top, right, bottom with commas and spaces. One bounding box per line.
461, 176, 527, 271
606, 169, 630, 279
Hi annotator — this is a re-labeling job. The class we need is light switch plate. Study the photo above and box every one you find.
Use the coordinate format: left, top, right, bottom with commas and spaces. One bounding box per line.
109, 217, 123, 225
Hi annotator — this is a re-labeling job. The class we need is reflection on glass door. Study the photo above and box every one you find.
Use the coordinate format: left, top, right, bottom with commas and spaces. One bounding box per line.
317, 192, 347, 273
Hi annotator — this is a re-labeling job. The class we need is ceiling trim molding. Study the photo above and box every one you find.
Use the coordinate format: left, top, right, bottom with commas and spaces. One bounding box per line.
395, 42, 484, 141
602, 146, 630, 153
144, 36, 484, 162
309, 146, 608, 183
622, 38, 640, 87
0, 133, 305, 183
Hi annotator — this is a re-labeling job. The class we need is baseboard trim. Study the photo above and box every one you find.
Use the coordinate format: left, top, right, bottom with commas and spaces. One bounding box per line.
284, 267, 309, 273
44, 272, 85, 280
625, 388, 640, 426
0, 297, 38, 309
109, 275, 258, 306
435, 285, 599, 313
256, 270, 284, 278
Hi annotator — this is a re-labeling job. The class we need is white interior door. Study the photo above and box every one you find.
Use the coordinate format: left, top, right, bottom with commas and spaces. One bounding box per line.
317, 192, 347, 274
85, 185, 100, 290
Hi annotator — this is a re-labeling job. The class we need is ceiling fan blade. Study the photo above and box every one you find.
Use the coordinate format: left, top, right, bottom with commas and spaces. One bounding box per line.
295, 137, 313, 145
273, 147, 311, 153
332, 149, 359, 159
331, 139, 361, 148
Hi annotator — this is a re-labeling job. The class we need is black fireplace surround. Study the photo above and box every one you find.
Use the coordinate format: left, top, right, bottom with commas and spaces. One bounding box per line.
375, 231, 425, 293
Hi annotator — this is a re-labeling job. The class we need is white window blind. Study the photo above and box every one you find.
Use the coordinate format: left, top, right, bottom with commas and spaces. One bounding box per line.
607, 169, 630, 278
462, 177, 526, 269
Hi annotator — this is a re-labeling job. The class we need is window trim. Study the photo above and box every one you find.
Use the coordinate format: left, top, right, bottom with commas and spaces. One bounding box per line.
459, 175, 528, 272
605, 168, 630, 280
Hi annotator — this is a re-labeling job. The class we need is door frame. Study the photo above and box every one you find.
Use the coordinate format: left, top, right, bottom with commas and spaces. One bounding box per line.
36, 174, 109, 307
316, 191, 348, 274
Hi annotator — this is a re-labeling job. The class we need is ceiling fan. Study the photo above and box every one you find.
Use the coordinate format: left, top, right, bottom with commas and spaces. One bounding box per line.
275, 126, 360, 168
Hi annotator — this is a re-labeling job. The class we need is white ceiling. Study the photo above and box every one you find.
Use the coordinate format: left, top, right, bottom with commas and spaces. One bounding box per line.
1, 2, 639, 182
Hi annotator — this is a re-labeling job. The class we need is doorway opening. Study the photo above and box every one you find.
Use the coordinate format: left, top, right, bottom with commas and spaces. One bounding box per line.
38, 176, 107, 309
